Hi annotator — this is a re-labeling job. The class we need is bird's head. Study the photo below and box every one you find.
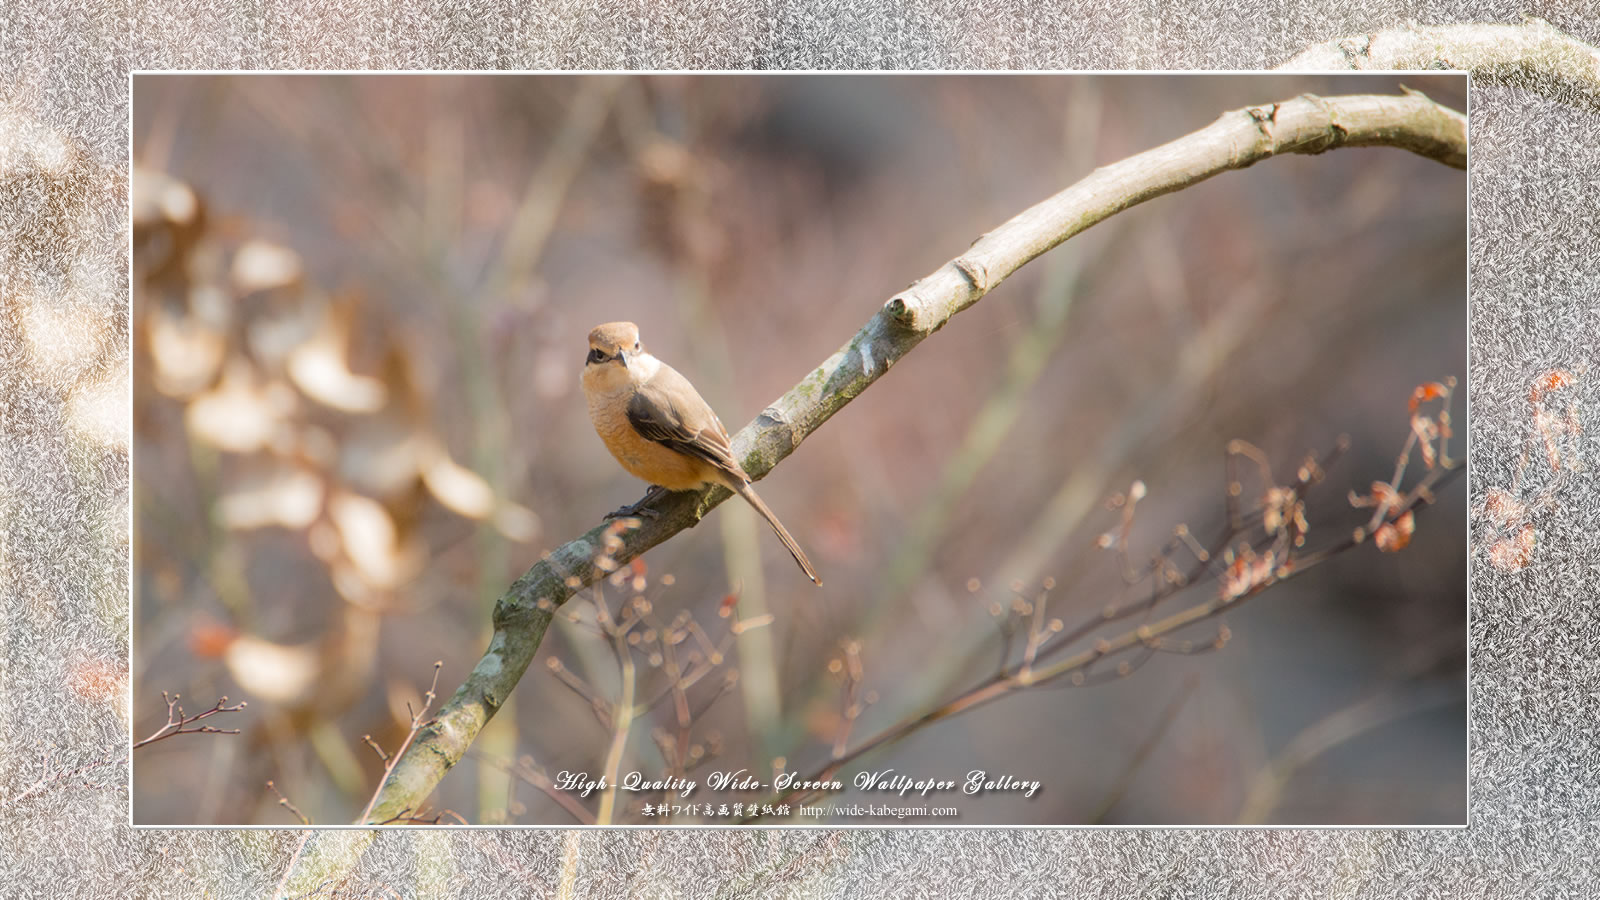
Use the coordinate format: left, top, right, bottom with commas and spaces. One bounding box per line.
584, 321, 655, 389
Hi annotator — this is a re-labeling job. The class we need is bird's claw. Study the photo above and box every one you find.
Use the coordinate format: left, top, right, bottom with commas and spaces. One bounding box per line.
605, 487, 666, 520
605, 503, 659, 520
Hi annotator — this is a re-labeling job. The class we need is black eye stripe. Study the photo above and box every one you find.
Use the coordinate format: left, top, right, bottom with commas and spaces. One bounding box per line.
587, 348, 605, 364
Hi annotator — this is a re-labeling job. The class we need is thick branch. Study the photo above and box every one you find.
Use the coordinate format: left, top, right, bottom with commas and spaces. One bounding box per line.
1279, 19, 1600, 112
361, 90, 1466, 824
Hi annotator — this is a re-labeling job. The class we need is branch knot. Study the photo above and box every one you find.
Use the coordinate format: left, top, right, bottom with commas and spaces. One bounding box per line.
885, 292, 919, 326
954, 255, 991, 291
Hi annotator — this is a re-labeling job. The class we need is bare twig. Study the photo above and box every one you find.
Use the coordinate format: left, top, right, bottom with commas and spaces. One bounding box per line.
830, 641, 868, 760
479, 77, 623, 298
1088, 677, 1199, 823
356, 661, 442, 825
266, 780, 311, 826
657, 617, 693, 781
595, 614, 636, 826
363, 90, 1467, 823
749, 398, 1463, 817
0, 751, 122, 811
1234, 679, 1463, 824
371, 808, 468, 826
877, 83, 1106, 606
468, 752, 598, 826
132, 692, 247, 750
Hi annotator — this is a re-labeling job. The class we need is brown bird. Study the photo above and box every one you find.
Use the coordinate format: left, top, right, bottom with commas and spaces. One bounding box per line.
581, 321, 821, 585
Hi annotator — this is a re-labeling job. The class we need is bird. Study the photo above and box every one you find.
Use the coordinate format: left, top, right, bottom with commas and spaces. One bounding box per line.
581, 321, 821, 585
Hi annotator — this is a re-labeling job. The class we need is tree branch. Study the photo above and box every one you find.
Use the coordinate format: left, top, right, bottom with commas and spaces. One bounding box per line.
361, 89, 1467, 824
1278, 18, 1600, 112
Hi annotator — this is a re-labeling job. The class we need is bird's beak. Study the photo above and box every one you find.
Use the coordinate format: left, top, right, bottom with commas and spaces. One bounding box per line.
617, 349, 628, 366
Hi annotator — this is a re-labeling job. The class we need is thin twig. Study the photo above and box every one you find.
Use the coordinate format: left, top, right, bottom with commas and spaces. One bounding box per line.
831, 641, 865, 760
1234, 679, 1463, 824
468, 752, 598, 826
356, 662, 442, 825
132, 693, 247, 750
371, 808, 469, 826
1088, 677, 1200, 823
596, 625, 636, 825
267, 780, 311, 826
0, 752, 122, 811
659, 623, 693, 781
749, 421, 1462, 817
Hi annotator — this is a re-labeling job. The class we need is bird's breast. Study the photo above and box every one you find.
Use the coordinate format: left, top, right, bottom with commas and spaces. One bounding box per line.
586, 385, 712, 491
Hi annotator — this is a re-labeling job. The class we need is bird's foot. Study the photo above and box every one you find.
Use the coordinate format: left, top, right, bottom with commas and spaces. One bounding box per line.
605, 486, 668, 520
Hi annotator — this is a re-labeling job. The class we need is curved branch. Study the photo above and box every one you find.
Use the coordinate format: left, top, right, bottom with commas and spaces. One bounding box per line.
361, 90, 1467, 824
1278, 18, 1600, 112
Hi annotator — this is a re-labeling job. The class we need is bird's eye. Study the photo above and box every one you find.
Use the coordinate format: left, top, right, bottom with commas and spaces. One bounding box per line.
634, 340, 640, 351
587, 348, 605, 365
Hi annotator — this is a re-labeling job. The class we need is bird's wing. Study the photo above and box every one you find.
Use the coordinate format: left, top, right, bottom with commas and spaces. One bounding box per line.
627, 365, 745, 481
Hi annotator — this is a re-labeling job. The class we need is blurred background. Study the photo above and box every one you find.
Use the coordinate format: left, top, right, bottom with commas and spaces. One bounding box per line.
131, 74, 1466, 826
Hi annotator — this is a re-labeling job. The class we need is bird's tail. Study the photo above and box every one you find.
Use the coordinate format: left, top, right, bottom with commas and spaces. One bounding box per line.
733, 481, 822, 586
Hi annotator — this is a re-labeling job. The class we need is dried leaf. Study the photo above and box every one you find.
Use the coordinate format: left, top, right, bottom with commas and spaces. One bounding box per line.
217, 463, 325, 530
231, 240, 302, 293
184, 358, 297, 452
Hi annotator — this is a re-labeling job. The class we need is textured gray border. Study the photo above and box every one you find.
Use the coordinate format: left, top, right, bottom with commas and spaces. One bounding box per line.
2, 1, 1596, 895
